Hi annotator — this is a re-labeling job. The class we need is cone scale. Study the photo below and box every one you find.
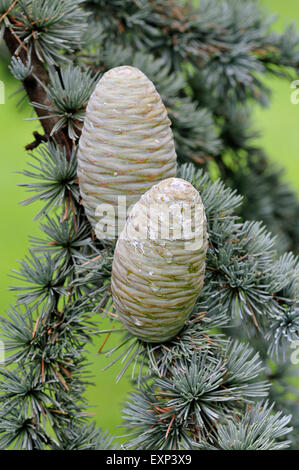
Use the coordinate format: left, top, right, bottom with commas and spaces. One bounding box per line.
77, 66, 177, 237
111, 177, 208, 343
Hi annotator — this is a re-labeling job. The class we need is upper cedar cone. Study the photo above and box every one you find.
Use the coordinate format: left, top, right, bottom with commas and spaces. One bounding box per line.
111, 177, 208, 343
77, 65, 177, 238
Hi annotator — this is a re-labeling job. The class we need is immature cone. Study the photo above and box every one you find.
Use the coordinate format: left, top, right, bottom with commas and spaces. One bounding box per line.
111, 177, 208, 343
77, 66, 177, 237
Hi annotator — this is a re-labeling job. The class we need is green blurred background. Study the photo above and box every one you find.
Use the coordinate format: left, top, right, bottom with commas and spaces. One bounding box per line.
0, 0, 298, 440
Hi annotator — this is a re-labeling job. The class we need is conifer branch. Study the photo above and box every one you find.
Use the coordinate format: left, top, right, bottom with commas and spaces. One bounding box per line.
0, 0, 298, 451
4, 28, 68, 147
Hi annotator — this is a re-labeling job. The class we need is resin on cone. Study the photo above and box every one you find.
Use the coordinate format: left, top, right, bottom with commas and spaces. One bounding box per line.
111, 177, 208, 343
77, 66, 177, 238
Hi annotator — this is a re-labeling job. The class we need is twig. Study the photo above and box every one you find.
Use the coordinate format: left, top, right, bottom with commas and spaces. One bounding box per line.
98, 327, 114, 354
165, 414, 176, 440
0, 0, 19, 23
32, 313, 41, 338
25, 131, 48, 151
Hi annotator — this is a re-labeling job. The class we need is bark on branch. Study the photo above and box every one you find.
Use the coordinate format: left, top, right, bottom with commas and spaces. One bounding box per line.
4, 27, 73, 155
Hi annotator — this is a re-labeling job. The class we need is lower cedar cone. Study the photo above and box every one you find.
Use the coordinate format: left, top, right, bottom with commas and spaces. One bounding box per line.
111, 177, 208, 343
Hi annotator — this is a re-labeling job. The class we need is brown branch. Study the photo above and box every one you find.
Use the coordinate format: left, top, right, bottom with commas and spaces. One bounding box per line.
25, 131, 48, 151
3, 27, 73, 155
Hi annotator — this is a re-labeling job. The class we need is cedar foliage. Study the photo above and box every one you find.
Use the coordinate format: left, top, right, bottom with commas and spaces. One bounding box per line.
0, 0, 298, 450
